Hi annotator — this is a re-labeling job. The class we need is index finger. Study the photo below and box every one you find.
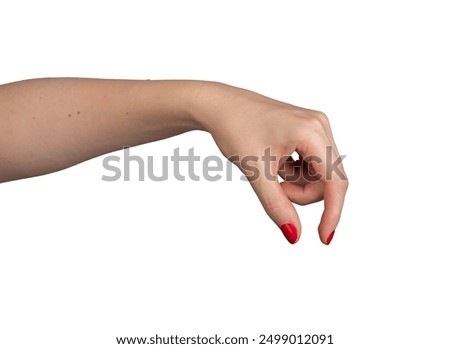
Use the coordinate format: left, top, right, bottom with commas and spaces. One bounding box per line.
298, 138, 348, 244
319, 177, 348, 244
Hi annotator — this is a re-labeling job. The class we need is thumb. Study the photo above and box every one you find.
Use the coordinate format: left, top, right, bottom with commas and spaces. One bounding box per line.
248, 171, 302, 244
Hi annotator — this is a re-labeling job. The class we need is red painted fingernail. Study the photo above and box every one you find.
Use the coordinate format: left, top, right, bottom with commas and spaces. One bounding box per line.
326, 230, 335, 245
280, 223, 298, 244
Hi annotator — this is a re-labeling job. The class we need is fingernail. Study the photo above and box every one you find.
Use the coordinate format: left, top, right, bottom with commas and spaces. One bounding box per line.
325, 230, 335, 245
280, 223, 298, 244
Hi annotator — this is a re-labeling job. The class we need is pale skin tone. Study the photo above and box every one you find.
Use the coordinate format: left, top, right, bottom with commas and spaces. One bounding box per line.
0, 78, 348, 244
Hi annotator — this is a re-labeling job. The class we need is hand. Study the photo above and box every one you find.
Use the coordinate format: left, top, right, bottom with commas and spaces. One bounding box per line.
192, 82, 348, 244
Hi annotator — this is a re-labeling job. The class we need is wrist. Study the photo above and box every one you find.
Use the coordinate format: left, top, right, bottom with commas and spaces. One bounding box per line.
129, 80, 207, 133
187, 81, 230, 132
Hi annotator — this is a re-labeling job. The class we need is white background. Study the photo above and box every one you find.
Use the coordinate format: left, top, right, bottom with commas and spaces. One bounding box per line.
1, 1, 449, 348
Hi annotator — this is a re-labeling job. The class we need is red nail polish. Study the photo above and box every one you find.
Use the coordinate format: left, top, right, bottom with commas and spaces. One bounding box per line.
280, 223, 298, 244
326, 230, 335, 245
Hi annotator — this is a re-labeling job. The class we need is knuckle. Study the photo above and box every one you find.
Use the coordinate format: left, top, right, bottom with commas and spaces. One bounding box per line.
263, 199, 285, 217
337, 178, 349, 192
343, 178, 349, 191
313, 110, 328, 122
300, 110, 329, 134
313, 111, 330, 128
309, 113, 324, 128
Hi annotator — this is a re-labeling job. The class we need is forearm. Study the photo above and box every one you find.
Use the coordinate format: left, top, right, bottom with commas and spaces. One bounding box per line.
0, 78, 204, 182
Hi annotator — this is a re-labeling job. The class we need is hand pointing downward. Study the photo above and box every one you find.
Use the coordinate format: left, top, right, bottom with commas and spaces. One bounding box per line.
192, 82, 348, 244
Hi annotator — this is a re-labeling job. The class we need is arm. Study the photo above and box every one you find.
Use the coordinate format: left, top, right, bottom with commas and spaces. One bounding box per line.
0, 78, 348, 244
0, 78, 202, 181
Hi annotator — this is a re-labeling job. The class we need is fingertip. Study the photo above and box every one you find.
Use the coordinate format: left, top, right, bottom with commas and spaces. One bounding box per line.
280, 223, 300, 244
325, 230, 335, 245
318, 221, 336, 245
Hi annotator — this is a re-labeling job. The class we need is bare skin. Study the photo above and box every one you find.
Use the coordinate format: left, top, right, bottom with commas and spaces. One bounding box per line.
0, 78, 348, 244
